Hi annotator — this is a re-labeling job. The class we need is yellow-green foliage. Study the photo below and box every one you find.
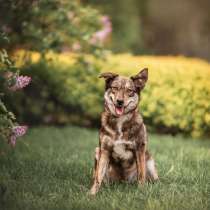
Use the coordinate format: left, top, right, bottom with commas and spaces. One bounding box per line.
102, 54, 210, 138
15, 51, 210, 137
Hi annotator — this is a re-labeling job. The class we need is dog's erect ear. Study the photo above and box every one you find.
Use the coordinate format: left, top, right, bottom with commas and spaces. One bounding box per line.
99, 72, 119, 79
131, 68, 148, 92
99, 72, 119, 89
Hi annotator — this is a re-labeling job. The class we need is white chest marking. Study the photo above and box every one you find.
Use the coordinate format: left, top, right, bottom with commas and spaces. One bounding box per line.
112, 114, 134, 161
116, 114, 131, 140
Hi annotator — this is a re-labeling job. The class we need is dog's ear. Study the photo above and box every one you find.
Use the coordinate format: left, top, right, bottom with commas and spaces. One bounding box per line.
99, 72, 119, 90
131, 68, 148, 92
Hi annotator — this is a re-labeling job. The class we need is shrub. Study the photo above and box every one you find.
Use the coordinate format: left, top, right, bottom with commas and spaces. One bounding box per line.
8, 52, 210, 138
0, 35, 30, 147
103, 54, 210, 138
0, 0, 104, 56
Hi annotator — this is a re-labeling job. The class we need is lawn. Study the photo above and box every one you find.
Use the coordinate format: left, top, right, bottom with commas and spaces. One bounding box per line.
0, 126, 210, 210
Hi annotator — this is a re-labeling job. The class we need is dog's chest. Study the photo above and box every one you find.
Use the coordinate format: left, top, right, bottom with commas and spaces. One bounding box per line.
108, 114, 132, 139
116, 115, 129, 139
111, 115, 135, 162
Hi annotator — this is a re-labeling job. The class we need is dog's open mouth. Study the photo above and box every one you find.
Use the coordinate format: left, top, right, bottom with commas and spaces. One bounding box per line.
115, 106, 124, 116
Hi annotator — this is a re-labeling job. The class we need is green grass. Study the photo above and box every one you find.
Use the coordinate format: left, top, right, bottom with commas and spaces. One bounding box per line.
0, 126, 210, 210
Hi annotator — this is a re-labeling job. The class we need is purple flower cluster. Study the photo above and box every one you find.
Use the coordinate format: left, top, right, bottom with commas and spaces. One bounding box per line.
9, 125, 28, 147
9, 75, 31, 91
3, 70, 31, 147
90, 15, 112, 45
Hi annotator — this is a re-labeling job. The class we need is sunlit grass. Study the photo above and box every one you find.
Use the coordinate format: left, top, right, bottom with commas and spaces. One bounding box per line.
0, 126, 210, 210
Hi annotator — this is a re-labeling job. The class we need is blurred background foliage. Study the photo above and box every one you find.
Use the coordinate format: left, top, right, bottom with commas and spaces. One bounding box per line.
7, 51, 210, 138
83, 0, 147, 54
0, 0, 104, 144
0, 0, 104, 56
1, 0, 210, 139
84, 0, 210, 60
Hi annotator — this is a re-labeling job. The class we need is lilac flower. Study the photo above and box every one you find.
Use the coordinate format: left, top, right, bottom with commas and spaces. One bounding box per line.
9, 125, 28, 147
90, 15, 112, 45
10, 135, 17, 147
9, 75, 31, 91
90, 29, 111, 45
101, 15, 112, 27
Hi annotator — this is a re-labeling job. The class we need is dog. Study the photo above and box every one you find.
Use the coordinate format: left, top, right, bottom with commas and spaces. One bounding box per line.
90, 68, 159, 195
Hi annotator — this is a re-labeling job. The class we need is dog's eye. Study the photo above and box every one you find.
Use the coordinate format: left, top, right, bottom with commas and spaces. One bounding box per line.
127, 89, 134, 96
111, 87, 118, 92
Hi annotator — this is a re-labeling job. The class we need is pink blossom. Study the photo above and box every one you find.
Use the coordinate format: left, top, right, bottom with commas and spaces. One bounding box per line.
101, 16, 112, 29
101, 16, 110, 25
12, 126, 28, 137
90, 15, 112, 45
9, 125, 28, 147
10, 135, 17, 147
9, 75, 31, 91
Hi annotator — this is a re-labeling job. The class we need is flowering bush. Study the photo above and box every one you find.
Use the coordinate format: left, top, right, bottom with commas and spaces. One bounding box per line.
90, 16, 112, 45
0, 33, 31, 147
9, 125, 28, 147
0, 0, 109, 58
0, 0, 110, 147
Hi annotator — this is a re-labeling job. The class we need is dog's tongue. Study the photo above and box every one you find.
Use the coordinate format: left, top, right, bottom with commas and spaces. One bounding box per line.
115, 107, 124, 116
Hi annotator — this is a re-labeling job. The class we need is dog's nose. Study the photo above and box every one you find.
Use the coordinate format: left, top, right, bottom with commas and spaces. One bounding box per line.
116, 99, 124, 107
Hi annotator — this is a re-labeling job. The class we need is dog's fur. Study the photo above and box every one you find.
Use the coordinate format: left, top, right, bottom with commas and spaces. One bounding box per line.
90, 69, 159, 195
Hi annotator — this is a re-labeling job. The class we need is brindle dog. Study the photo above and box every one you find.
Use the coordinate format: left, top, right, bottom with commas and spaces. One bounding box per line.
90, 68, 159, 195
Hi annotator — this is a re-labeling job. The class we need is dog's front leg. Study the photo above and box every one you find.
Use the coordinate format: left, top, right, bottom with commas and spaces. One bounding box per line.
136, 144, 146, 185
90, 149, 109, 195
136, 124, 148, 185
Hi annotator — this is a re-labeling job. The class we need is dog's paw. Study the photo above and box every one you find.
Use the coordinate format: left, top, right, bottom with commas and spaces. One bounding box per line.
89, 185, 99, 196
138, 178, 146, 186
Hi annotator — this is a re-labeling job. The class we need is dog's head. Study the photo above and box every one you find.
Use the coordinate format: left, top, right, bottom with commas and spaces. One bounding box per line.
99, 68, 148, 117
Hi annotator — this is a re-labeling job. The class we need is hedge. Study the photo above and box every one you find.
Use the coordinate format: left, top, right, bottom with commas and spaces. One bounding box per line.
8, 51, 210, 138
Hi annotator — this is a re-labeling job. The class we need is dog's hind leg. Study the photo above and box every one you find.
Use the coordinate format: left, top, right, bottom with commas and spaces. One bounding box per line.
146, 151, 159, 182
